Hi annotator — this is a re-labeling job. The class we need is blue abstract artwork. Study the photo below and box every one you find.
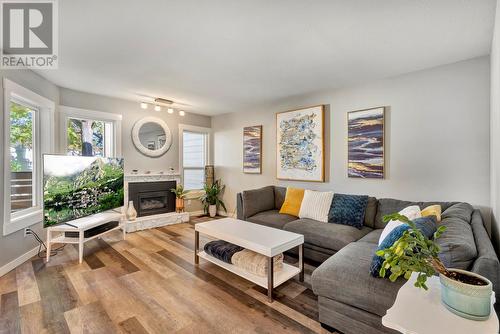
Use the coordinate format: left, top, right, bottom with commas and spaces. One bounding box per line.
276, 106, 324, 181
348, 107, 385, 178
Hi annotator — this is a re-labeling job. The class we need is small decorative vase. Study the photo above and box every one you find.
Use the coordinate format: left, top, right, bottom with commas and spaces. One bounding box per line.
126, 201, 137, 221
439, 268, 493, 320
209, 205, 217, 217
176, 198, 185, 213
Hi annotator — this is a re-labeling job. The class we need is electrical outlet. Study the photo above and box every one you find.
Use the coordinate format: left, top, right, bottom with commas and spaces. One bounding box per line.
24, 228, 30, 237
187, 199, 192, 205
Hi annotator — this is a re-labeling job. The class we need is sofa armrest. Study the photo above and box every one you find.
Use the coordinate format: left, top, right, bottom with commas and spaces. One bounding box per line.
236, 193, 244, 220
470, 210, 499, 297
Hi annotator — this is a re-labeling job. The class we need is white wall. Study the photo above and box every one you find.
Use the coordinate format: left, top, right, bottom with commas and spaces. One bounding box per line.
213, 57, 491, 229
490, 0, 500, 253
0, 70, 60, 269
59, 87, 211, 173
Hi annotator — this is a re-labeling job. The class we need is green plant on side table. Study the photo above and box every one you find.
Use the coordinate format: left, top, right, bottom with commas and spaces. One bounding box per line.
378, 213, 493, 321
171, 184, 188, 213
200, 179, 227, 217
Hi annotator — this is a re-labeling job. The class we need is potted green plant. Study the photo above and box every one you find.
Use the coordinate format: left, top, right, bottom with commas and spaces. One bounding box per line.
170, 184, 188, 213
200, 179, 227, 217
377, 213, 493, 320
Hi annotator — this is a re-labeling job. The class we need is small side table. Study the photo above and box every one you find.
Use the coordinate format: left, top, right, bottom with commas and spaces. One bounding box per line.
46, 211, 124, 264
382, 273, 498, 334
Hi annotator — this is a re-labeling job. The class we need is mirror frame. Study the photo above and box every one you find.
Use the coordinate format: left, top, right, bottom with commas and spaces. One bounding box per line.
132, 116, 172, 157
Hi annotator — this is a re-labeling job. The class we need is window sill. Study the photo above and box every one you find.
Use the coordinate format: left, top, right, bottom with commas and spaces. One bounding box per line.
4, 208, 43, 236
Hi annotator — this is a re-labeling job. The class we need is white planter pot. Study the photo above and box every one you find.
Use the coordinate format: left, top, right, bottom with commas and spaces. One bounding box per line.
126, 200, 137, 220
209, 205, 217, 217
439, 268, 492, 320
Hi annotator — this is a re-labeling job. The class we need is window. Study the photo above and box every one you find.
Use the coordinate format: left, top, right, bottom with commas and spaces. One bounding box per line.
3, 79, 55, 235
10, 101, 36, 214
180, 125, 211, 190
60, 107, 122, 158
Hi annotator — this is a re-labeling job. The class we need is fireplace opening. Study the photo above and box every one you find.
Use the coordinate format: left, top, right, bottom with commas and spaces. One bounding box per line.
128, 181, 176, 217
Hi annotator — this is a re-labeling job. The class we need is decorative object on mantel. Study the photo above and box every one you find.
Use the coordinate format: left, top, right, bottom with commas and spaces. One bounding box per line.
205, 165, 214, 187
347, 107, 385, 178
276, 105, 325, 182
126, 201, 137, 221
132, 116, 172, 157
200, 179, 227, 217
171, 184, 188, 213
376, 212, 493, 320
131, 169, 138, 174
243, 125, 262, 174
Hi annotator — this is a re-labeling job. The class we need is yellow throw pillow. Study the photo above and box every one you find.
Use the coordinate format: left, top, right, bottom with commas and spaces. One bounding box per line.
421, 205, 442, 223
279, 187, 305, 217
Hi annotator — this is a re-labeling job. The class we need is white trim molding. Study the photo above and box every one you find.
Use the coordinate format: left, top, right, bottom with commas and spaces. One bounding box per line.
59, 106, 122, 157
0, 246, 38, 277
3, 78, 55, 236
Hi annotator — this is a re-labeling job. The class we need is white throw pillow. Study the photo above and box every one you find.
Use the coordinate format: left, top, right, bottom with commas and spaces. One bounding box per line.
378, 205, 421, 245
298, 190, 334, 223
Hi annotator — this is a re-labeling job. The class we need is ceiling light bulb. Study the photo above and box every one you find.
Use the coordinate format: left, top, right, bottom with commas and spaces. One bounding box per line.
167, 108, 174, 114
154, 105, 161, 111
179, 110, 185, 116
140, 102, 148, 109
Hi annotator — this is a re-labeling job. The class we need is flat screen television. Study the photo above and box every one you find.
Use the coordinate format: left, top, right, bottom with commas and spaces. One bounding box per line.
43, 155, 124, 227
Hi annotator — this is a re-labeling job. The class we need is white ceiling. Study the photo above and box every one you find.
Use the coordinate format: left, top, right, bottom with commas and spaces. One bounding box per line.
37, 0, 496, 115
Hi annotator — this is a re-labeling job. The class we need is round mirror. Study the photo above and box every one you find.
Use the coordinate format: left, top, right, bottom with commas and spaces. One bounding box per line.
132, 117, 172, 157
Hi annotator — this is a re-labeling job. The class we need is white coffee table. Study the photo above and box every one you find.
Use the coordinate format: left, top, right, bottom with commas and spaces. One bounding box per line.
382, 272, 499, 334
194, 218, 304, 302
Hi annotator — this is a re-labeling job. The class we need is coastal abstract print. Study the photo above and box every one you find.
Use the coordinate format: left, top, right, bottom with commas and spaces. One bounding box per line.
348, 107, 385, 178
243, 125, 262, 173
276, 106, 324, 181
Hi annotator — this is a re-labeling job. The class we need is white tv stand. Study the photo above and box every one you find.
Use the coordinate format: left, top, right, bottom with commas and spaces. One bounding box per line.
45, 211, 124, 264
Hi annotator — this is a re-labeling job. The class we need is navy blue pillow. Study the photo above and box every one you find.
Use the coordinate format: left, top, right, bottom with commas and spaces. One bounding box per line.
328, 193, 368, 229
369, 216, 438, 277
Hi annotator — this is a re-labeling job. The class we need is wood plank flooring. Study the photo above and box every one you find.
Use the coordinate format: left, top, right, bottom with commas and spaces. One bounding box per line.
0, 221, 335, 334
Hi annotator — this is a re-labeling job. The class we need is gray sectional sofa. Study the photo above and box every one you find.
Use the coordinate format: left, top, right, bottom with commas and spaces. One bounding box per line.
236, 186, 499, 334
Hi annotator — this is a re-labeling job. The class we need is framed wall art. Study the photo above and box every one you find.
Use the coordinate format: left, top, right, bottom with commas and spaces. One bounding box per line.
276, 105, 324, 182
243, 125, 262, 174
347, 107, 385, 178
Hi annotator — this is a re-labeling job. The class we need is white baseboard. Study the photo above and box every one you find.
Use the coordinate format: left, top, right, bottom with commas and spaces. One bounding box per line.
0, 247, 38, 277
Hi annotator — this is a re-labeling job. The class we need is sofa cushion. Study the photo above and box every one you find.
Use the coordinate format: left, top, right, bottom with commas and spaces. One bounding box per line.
364, 196, 378, 228
242, 186, 275, 218
299, 190, 334, 223
374, 198, 456, 229
274, 186, 287, 210
328, 193, 368, 229
247, 210, 296, 229
436, 203, 477, 270
279, 187, 305, 217
283, 218, 372, 251
357, 229, 383, 244
312, 242, 404, 317
378, 205, 421, 245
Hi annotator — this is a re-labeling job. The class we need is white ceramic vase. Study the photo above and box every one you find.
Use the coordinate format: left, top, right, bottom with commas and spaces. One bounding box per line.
126, 200, 137, 221
209, 205, 217, 217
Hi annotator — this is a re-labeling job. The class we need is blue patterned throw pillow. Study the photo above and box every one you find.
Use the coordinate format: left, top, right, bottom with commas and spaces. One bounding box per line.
369, 216, 438, 277
328, 193, 368, 229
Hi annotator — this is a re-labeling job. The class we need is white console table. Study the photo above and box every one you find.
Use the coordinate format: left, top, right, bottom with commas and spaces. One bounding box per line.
46, 211, 124, 264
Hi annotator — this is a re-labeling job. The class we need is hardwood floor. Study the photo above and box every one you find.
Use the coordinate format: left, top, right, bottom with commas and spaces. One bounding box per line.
0, 221, 335, 334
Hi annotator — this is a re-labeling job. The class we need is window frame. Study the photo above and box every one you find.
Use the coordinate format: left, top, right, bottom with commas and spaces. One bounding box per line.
3, 78, 55, 235
179, 124, 211, 192
59, 106, 122, 158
